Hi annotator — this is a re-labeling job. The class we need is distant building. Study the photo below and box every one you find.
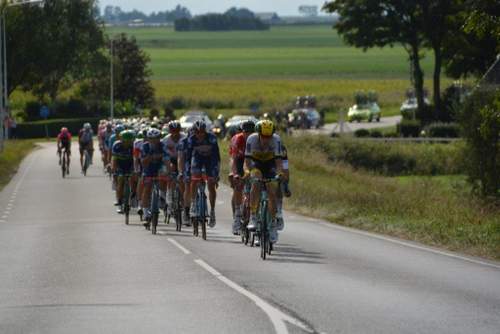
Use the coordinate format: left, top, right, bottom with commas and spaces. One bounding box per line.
255, 12, 281, 24
128, 19, 145, 27
298, 5, 319, 17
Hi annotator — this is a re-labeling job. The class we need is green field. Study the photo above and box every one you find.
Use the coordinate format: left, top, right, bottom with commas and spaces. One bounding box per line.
109, 25, 434, 80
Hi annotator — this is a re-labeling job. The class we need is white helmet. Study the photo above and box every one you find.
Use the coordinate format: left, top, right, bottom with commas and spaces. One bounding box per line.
83, 123, 91, 130
147, 128, 162, 139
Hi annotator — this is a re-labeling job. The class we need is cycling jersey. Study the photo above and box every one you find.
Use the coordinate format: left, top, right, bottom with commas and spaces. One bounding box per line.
186, 133, 220, 178
112, 141, 134, 174
140, 141, 169, 177
245, 133, 282, 179
107, 133, 118, 151
245, 133, 282, 162
57, 132, 72, 153
230, 133, 247, 176
162, 133, 186, 165
102, 130, 114, 150
79, 129, 93, 145
177, 136, 191, 180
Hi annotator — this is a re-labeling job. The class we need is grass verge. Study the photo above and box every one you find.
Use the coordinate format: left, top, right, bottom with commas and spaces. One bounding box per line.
0, 140, 38, 191
219, 136, 499, 260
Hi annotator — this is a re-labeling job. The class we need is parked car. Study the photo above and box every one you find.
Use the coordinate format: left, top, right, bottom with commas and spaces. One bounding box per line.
288, 108, 321, 129
179, 111, 213, 132
400, 97, 431, 120
225, 115, 259, 135
348, 103, 381, 122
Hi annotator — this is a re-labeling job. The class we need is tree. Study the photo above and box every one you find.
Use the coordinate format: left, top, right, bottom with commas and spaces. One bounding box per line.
443, 0, 499, 80
5, 0, 105, 100
110, 34, 154, 108
323, 1, 427, 115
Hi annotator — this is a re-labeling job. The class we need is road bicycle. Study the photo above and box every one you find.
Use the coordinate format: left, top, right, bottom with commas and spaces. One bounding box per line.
120, 174, 132, 225
82, 148, 91, 176
59, 147, 70, 178
251, 177, 278, 260
144, 178, 161, 235
191, 174, 209, 240
240, 178, 252, 245
165, 173, 183, 232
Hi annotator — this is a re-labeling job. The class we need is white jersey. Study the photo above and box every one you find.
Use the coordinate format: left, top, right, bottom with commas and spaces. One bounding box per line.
162, 133, 186, 160
245, 133, 282, 162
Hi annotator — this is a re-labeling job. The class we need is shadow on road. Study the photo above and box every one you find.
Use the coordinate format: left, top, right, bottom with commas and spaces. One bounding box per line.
269, 245, 325, 264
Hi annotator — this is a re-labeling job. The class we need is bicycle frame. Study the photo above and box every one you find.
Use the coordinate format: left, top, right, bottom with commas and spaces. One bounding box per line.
150, 178, 161, 235
192, 175, 209, 240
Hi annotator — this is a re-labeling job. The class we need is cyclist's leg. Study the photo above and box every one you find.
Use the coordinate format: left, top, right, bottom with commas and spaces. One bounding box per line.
142, 177, 153, 217
116, 174, 125, 205
79, 144, 84, 168
248, 168, 263, 230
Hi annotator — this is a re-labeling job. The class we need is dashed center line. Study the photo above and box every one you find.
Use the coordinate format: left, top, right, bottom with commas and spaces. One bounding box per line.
167, 238, 191, 255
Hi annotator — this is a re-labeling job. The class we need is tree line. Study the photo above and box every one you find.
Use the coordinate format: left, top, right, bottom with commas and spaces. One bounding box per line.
174, 8, 270, 32
102, 4, 192, 24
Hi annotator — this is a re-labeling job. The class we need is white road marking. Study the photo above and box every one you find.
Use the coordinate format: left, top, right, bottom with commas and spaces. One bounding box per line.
317, 222, 500, 270
0, 220, 6, 223
167, 238, 191, 255
12, 153, 38, 194
194, 259, 315, 334
1, 215, 8, 219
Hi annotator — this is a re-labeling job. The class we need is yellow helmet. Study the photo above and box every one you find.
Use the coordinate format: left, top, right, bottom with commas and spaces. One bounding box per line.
256, 120, 274, 137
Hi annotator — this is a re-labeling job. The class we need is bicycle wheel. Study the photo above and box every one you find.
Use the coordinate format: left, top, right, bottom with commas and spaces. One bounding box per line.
62, 154, 67, 178
151, 212, 158, 235
83, 151, 90, 176
193, 218, 198, 236
125, 204, 130, 225
201, 218, 207, 240
260, 230, 267, 260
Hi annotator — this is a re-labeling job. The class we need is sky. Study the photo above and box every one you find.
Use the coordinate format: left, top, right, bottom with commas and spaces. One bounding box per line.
98, 1, 329, 16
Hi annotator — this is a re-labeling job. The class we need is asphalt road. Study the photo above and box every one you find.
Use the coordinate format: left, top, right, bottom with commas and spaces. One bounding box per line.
0, 142, 499, 334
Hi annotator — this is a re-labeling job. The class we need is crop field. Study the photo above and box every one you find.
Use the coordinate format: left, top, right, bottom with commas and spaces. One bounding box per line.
108, 25, 441, 111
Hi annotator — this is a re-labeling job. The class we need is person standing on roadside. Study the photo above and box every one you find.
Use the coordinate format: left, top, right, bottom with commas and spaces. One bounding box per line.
3, 112, 10, 139
9, 116, 17, 139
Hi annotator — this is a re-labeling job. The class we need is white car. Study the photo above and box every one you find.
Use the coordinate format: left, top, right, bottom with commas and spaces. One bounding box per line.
179, 111, 213, 132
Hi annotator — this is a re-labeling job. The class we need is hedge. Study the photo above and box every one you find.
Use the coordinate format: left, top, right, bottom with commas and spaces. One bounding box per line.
397, 120, 421, 137
424, 122, 461, 138
16, 118, 100, 139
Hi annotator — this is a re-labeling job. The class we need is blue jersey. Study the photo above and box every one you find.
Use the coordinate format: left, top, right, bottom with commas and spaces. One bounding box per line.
108, 133, 118, 151
186, 133, 220, 164
186, 133, 220, 177
140, 141, 169, 177
112, 141, 134, 173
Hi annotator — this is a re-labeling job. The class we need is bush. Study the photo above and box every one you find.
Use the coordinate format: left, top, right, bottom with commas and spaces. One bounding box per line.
16, 118, 100, 139
424, 122, 461, 138
460, 89, 500, 197
167, 96, 189, 110
25, 101, 43, 121
397, 120, 421, 137
416, 104, 436, 125
354, 129, 370, 138
298, 136, 463, 176
370, 130, 383, 138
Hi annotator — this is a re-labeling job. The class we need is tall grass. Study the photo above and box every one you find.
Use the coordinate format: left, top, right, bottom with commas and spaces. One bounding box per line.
0, 140, 38, 190
219, 137, 499, 259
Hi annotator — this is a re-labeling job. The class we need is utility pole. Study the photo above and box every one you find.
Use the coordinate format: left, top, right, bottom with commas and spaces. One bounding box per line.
110, 38, 114, 120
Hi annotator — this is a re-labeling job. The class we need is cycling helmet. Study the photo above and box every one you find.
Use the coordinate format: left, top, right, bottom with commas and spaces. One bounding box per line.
240, 120, 255, 133
217, 114, 224, 120
150, 122, 159, 129
193, 120, 207, 132
106, 123, 112, 130
115, 124, 125, 135
83, 123, 91, 130
168, 121, 181, 132
120, 130, 136, 143
255, 120, 274, 137
136, 132, 144, 140
262, 113, 270, 120
147, 128, 162, 139
61, 127, 69, 133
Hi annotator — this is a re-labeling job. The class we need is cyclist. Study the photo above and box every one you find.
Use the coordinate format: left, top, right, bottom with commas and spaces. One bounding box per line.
140, 128, 169, 225
78, 123, 94, 171
107, 124, 124, 166
244, 120, 283, 244
276, 143, 291, 231
57, 127, 72, 173
186, 120, 220, 228
134, 128, 147, 215
177, 127, 193, 223
229, 120, 255, 235
100, 122, 114, 167
112, 130, 137, 214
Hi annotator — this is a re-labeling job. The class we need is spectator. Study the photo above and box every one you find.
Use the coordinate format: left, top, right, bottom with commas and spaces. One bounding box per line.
3, 113, 10, 139
9, 116, 17, 139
